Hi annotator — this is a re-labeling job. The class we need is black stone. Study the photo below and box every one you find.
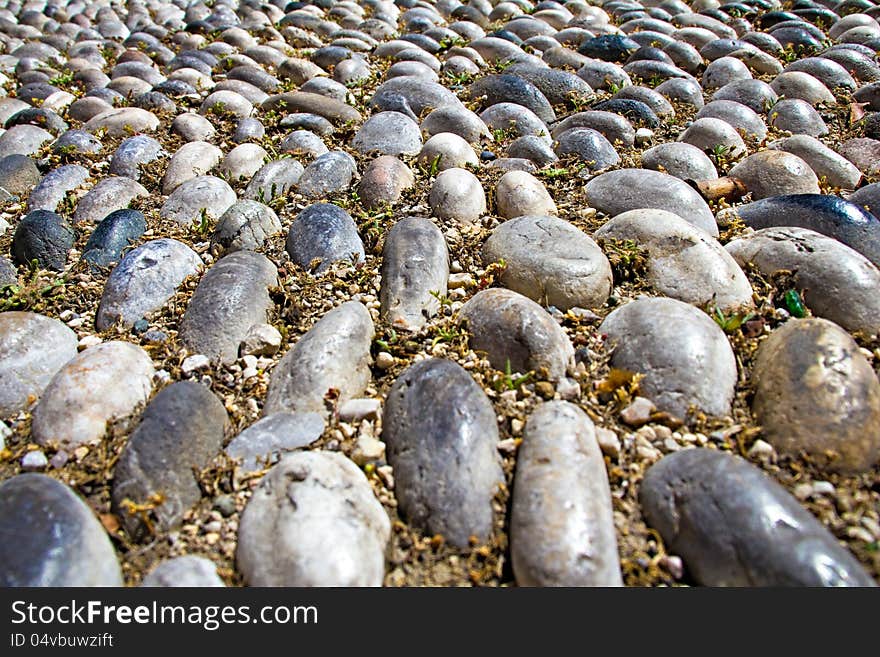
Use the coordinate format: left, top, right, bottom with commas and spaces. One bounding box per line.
593, 98, 660, 127
12, 210, 75, 271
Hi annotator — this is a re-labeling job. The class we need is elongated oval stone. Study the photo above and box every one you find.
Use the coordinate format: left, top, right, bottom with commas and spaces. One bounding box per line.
724, 194, 880, 269
113, 381, 228, 540
512, 401, 622, 587
226, 412, 325, 473
382, 358, 504, 547
237, 451, 390, 586
285, 202, 365, 274
179, 251, 277, 364
482, 214, 612, 311
726, 226, 880, 335
0, 311, 77, 416
460, 288, 574, 382
752, 318, 880, 473
0, 474, 123, 586
585, 168, 718, 236
32, 341, 155, 448
380, 217, 449, 331
596, 209, 753, 311
640, 449, 876, 586
264, 301, 373, 416
599, 297, 738, 419
96, 239, 202, 331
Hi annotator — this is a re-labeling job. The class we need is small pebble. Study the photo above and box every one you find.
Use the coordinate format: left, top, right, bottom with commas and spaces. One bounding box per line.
21, 450, 48, 471
375, 351, 395, 370
181, 354, 211, 374
620, 397, 656, 426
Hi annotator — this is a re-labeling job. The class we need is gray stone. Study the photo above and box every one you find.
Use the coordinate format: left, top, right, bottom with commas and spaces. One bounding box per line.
232, 117, 266, 143
480, 103, 551, 142
640, 142, 718, 181
495, 170, 556, 219
551, 111, 635, 148
96, 239, 201, 331
357, 156, 415, 210
244, 159, 305, 203
848, 183, 880, 216
113, 381, 227, 540
416, 132, 478, 171
279, 130, 328, 160
0, 474, 122, 586
180, 251, 277, 364
211, 200, 280, 253
703, 56, 752, 89
12, 210, 75, 271
552, 128, 620, 171
370, 76, 464, 117
656, 77, 705, 109
576, 58, 631, 92
0, 257, 15, 286
726, 227, 880, 336
511, 401, 622, 587
460, 288, 574, 382
380, 217, 449, 331
507, 135, 558, 167
505, 63, 594, 107
226, 412, 325, 473
32, 341, 155, 448
596, 210, 753, 311
236, 451, 390, 586
468, 73, 555, 124
785, 57, 856, 91
109, 135, 165, 181
712, 78, 778, 113
752, 318, 880, 473
199, 90, 253, 119
160, 176, 237, 225
171, 113, 216, 142
0, 124, 53, 158
599, 297, 737, 418
382, 358, 504, 547
72, 176, 149, 224
264, 301, 373, 416
286, 203, 364, 274
678, 117, 747, 159
27, 164, 89, 213
768, 98, 828, 137
483, 214, 612, 311
640, 449, 876, 586
770, 71, 835, 106
0, 154, 40, 198
428, 167, 486, 225
83, 107, 160, 137
769, 136, 862, 189
53, 129, 102, 155
421, 105, 491, 143
353, 111, 422, 156
695, 99, 768, 142
296, 150, 357, 199
218, 143, 268, 182
584, 169, 719, 237
162, 141, 223, 194
728, 151, 820, 200
262, 91, 362, 124
0, 312, 78, 416
141, 556, 225, 587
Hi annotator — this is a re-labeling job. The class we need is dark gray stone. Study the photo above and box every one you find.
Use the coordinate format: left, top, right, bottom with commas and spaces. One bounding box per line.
640, 449, 876, 586
370, 76, 465, 116
468, 73, 555, 124
553, 128, 620, 170
382, 358, 504, 547
380, 217, 449, 331
12, 210, 75, 271
0, 474, 122, 586
108, 135, 165, 181
286, 203, 364, 274
113, 381, 227, 540
0, 154, 40, 197
180, 251, 278, 364
53, 129, 102, 155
